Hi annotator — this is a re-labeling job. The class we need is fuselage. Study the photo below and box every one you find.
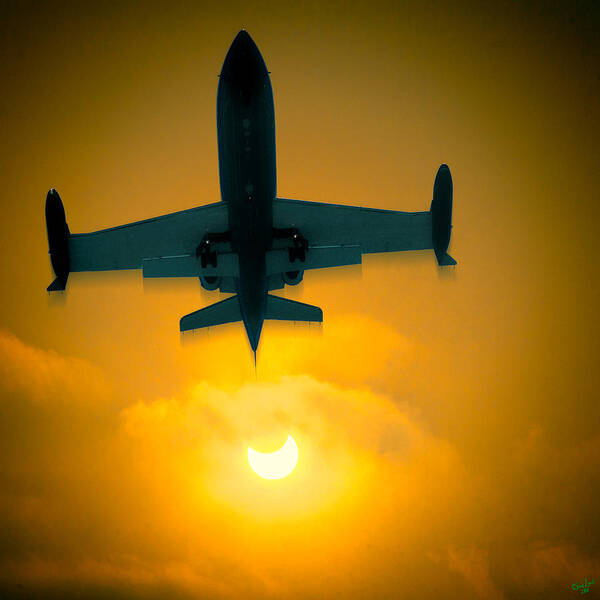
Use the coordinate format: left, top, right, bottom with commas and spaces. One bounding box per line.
216, 30, 276, 351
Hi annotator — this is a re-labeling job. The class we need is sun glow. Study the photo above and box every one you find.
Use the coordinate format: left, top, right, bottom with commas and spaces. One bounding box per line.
248, 434, 299, 480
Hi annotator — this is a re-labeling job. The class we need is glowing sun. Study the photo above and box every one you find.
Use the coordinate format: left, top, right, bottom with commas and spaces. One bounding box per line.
248, 435, 299, 480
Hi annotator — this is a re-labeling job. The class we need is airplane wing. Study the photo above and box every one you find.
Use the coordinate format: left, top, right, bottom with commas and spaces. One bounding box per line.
268, 200, 432, 276
46, 188, 230, 290
269, 164, 456, 274
273, 199, 433, 252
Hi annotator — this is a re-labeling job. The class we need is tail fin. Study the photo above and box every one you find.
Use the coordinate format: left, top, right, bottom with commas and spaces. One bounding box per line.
180, 295, 242, 331
265, 294, 323, 322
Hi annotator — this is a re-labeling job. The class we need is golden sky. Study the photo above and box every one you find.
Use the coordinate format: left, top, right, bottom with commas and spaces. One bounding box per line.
1, 1, 599, 598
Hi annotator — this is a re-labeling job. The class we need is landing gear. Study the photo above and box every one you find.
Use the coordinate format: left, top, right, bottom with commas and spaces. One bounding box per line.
196, 231, 231, 268
273, 227, 308, 263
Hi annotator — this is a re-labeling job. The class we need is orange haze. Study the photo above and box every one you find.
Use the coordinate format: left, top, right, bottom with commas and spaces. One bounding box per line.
1, 1, 599, 598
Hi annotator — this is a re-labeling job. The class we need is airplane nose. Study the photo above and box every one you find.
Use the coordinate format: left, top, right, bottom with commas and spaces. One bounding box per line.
233, 29, 252, 46
225, 30, 260, 62
220, 30, 267, 87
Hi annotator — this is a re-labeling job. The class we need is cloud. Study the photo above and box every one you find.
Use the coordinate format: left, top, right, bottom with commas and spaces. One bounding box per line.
0, 330, 110, 408
515, 542, 600, 589
0, 330, 469, 598
446, 547, 505, 600
176, 312, 417, 394
1, 330, 599, 599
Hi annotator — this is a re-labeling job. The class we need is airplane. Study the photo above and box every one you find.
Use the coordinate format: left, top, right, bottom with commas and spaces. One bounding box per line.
45, 30, 456, 360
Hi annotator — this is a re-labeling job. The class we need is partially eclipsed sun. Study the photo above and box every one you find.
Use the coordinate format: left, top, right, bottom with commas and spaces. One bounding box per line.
248, 435, 299, 480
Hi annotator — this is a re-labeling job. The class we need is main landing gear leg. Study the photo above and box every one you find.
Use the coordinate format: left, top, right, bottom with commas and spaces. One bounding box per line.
196, 231, 231, 268
273, 227, 308, 263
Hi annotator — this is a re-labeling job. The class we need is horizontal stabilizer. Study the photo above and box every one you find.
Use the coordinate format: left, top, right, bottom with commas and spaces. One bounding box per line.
180, 295, 241, 331
437, 252, 456, 266
265, 294, 323, 322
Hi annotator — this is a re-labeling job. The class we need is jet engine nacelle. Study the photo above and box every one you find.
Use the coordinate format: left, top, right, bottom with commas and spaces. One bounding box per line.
283, 270, 304, 286
200, 274, 221, 291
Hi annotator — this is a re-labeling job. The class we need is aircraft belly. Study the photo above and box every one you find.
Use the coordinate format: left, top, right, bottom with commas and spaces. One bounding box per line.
216, 58, 276, 351
217, 79, 276, 252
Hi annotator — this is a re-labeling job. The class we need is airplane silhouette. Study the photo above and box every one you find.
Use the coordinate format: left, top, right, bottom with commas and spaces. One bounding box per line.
46, 30, 456, 358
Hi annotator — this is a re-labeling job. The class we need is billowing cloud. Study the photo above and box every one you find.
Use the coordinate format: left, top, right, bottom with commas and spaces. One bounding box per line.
0, 329, 598, 599
176, 312, 417, 394
0, 330, 466, 598
445, 547, 505, 600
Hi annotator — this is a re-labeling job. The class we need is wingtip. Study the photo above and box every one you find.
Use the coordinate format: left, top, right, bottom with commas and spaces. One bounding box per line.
437, 252, 457, 267
47, 276, 67, 292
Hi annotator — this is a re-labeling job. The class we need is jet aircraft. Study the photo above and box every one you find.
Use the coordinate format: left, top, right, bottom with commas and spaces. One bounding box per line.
45, 30, 456, 357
